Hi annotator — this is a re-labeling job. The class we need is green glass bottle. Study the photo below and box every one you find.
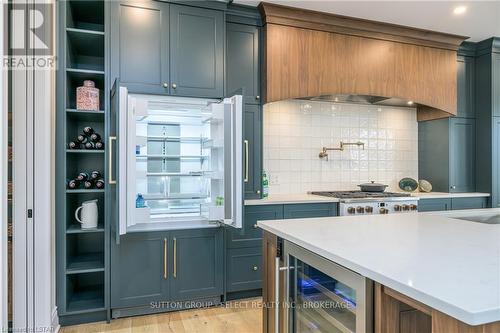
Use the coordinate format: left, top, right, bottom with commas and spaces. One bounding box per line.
262, 171, 269, 198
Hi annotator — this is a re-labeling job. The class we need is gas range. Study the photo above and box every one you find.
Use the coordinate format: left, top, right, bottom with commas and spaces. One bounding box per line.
309, 191, 419, 215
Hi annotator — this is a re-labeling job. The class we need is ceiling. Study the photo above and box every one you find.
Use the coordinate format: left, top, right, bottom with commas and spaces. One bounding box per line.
233, 0, 500, 42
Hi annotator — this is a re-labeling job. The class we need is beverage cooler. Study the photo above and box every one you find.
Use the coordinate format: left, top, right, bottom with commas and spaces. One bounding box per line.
109, 80, 243, 237
283, 241, 373, 333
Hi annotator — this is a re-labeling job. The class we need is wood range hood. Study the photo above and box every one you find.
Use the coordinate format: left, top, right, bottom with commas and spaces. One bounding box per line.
258, 3, 469, 121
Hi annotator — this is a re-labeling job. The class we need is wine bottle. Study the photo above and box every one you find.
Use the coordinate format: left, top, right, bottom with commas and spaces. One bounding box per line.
77, 134, 89, 144
83, 126, 94, 135
95, 179, 105, 189
68, 141, 80, 149
84, 142, 95, 149
76, 172, 90, 181
83, 180, 94, 189
90, 171, 101, 180
90, 133, 101, 142
94, 141, 104, 150
67, 179, 80, 189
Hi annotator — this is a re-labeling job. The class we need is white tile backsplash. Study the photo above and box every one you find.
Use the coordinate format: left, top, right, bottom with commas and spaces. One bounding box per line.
263, 100, 418, 194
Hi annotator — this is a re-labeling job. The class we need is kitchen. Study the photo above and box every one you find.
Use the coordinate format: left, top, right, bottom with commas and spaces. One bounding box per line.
2, 1, 500, 333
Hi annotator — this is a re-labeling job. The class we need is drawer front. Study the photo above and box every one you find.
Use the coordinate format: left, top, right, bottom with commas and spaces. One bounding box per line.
451, 197, 488, 210
227, 205, 283, 248
226, 247, 262, 293
418, 199, 452, 212
283, 203, 338, 219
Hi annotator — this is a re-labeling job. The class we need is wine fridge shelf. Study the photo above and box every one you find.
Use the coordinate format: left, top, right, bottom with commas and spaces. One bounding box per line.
66, 150, 105, 154
57, 0, 109, 323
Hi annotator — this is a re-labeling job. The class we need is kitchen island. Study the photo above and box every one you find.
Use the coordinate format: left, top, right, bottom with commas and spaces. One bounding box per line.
258, 209, 500, 333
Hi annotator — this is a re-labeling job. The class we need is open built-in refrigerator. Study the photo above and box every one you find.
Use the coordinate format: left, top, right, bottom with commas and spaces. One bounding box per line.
109, 80, 243, 240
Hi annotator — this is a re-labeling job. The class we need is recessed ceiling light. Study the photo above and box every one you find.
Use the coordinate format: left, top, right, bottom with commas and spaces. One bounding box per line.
453, 6, 467, 15
407, 101, 414, 105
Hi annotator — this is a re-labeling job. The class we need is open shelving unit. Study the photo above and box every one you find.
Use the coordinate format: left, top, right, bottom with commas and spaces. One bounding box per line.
56, 0, 109, 325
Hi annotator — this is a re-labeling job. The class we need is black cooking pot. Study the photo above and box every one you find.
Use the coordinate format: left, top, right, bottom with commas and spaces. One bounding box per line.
357, 181, 388, 192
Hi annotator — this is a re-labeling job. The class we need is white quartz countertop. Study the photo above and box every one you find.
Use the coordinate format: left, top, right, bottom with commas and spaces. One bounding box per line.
245, 192, 490, 205
257, 209, 500, 325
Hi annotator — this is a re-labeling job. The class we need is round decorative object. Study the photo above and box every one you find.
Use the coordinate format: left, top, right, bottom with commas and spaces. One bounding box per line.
399, 178, 418, 192
76, 80, 99, 111
418, 179, 433, 193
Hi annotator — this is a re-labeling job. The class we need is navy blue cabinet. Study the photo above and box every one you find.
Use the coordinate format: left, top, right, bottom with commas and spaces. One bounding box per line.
169, 5, 224, 98
418, 197, 488, 212
111, 232, 169, 309
283, 203, 338, 219
419, 117, 476, 193
169, 228, 223, 301
457, 55, 475, 118
111, 228, 223, 315
227, 204, 283, 249
226, 247, 262, 293
111, 1, 224, 97
226, 23, 261, 104
475, 38, 500, 207
418, 199, 451, 212
243, 104, 262, 199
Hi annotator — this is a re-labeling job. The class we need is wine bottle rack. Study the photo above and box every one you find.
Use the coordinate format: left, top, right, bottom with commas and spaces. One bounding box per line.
56, 0, 109, 325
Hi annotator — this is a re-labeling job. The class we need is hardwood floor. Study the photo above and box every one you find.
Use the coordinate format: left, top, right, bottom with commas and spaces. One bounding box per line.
60, 298, 262, 333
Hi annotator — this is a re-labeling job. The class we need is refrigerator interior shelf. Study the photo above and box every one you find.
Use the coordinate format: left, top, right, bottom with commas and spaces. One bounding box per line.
142, 194, 209, 201
144, 135, 207, 142
136, 154, 209, 160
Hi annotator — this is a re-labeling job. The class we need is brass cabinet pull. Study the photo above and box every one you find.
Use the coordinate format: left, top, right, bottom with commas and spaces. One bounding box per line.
253, 224, 258, 229
256, 95, 260, 100
163, 238, 167, 279
108, 136, 117, 184
162, 82, 168, 88
253, 266, 258, 271
172, 83, 177, 89
244, 140, 249, 182
173, 237, 177, 278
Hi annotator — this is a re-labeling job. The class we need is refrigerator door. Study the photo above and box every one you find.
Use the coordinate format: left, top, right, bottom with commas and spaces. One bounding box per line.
110, 79, 128, 243
222, 95, 243, 229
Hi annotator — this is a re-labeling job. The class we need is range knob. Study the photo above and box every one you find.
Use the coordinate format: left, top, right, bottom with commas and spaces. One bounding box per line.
347, 207, 356, 214
402, 204, 410, 211
410, 204, 418, 211
365, 206, 373, 213
356, 206, 365, 213
379, 208, 389, 214
394, 205, 401, 211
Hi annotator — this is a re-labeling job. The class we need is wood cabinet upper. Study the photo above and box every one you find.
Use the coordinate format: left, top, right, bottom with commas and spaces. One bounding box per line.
111, 1, 224, 98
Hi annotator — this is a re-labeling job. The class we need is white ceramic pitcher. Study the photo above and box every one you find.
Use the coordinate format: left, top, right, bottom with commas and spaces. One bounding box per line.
75, 199, 98, 229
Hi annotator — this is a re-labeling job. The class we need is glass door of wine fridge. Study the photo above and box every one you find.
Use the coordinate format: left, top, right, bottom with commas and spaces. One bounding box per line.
284, 241, 372, 333
113, 86, 243, 235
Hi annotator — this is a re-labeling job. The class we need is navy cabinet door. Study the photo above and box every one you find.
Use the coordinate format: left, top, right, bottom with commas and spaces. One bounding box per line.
244, 104, 262, 199
283, 203, 338, 219
169, 5, 224, 98
226, 247, 262, 292
418, 199, 451, 212
451, 197, 487, 210
169, 228, 223, 301
226, 23, 260, 104
110, 1, 169, 94
227, 205, 283, 248
457, 56, 475, 118
450, 118, 476, 192
111, 233, 169, 308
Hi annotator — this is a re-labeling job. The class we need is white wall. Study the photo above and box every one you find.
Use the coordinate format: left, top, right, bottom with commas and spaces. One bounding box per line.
263, 100, 418, 194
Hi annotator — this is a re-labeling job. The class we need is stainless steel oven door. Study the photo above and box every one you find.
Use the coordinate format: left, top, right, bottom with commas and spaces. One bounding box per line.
283, 240, 373, 333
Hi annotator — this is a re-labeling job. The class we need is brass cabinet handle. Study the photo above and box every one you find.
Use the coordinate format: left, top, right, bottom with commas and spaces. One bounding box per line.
256, 95, 260, 100
172, 83, 177, 89
244, 140, 249, 182
256, 190, 261, 194
108, 136, 117, 184
163, 238, 167, 279
162, 82, 168, 88
253, 224, 258, 229
173, 237, 177, 278
253, 266, 258, 271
